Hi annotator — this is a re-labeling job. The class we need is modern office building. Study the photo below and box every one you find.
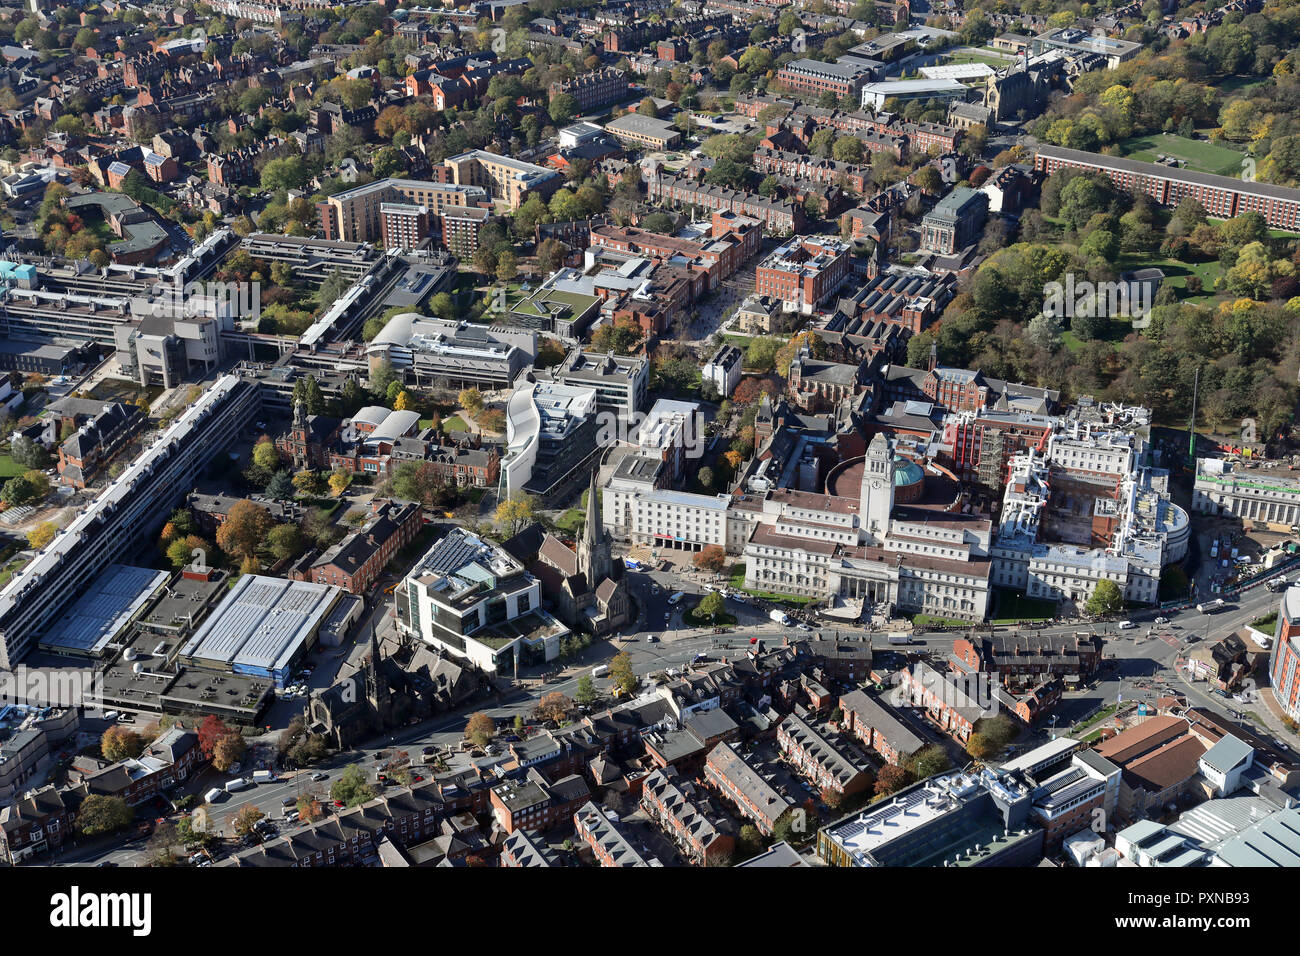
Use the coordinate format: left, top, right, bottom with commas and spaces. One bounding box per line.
365, 314, 536, 391
818, 769, 1042, 867
396, 528, 567, 672
503, 380, 600, 498
546, 348, 649, 414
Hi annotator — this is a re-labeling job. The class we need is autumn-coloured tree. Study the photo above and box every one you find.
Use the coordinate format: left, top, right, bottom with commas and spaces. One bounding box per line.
610, 651, 637, 696
212, 733, 247, 773
101, 726, 146, 762
535, 692, 572, 723
252, 438, 281, 473
215, 499, 273, 560
328, 469, 352, 497
26, 521, 58, 550
197, 715, 234, 760
230, 804, 264, 837
733, 378, 763, 404
297, 795, 326, 823
874, 764, 913, 796
693, 545, 726, 573
466, 712, 495, 747
494, 494, 536, 537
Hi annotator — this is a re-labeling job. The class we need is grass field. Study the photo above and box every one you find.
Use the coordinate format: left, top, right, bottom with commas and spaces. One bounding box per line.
1116, 133, 1249, 178
913, 614, 974, 629
555, 509, 585, 536
440, 416, 470, 434
0, 454, 23, 478
992, 589, 1057, 623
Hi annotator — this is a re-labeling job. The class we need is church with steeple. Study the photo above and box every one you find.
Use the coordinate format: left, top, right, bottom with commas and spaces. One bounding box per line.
514, 471, 629, 635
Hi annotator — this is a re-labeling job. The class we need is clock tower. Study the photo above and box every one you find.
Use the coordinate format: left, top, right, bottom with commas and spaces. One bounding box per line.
859, 433, 894, 544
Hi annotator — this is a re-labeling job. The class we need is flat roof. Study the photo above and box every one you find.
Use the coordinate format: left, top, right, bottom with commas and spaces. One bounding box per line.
180, 575, 339, 676
39, 564, 168, 656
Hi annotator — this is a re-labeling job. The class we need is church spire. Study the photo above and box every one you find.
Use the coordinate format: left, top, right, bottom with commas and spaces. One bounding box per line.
584, 468, 601, 546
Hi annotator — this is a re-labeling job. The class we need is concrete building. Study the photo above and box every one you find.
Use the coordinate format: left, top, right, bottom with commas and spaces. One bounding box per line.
503, 380, 600, 499
366, 314, 535, 391
396, 527, 567, 673
817, 769, 1042, 866
0, 375, 259, 668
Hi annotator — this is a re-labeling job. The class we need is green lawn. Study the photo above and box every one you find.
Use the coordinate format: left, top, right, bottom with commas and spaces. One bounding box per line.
0, 454, 23, 478
991, 589, 1057, 623
1116, 133, 1249, 178
0, 557, 28, 586
440, 416, 470, 434
945, 50, 1011, 67
913, 614, 974, 629
1250, 612, 1279, 633
555, 509, 585, 536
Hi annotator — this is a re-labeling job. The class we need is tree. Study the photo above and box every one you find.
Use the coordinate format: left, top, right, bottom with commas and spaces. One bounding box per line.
328, 469, 352, 497
1085, 579, 1123, 617
874, 764, 913, 796
535, 691, 572, 723
252, 440, 281, 473
610, 651, 637, 696
693, 545, 726, 573
466, 712, 495, 748
496, 249, 518, 283
10, 434, 51, 470
294, 470, 324, 497
266, 523, 305, 563
76, 795, 133, 836
197, 715, 236, 760
574, 675, 598, 706
265, 469, 295, 501
695, 591, 725, 621
495, 494, 536, 536
231, 805, 265, 837
215, 499, 273, 560
331, 764, 376, 807
459, 387, 485, 414
212, 733, 247, 773
101, 726, 145, 761
907, 745, 952, 779
166, 535, 208, 570
548, 92, 578, 125
966, 713, 1018, 761
26, 521, 58, 550
292, 375, 326, 415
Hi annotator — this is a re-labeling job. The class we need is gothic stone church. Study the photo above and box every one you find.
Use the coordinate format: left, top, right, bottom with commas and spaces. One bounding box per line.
507, 473, 630, 636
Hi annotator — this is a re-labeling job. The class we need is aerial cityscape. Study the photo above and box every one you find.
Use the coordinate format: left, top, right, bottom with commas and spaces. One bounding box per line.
0, 0, 1298, 883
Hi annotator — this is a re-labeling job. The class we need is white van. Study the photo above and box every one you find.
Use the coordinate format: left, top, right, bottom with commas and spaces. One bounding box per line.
1117, 620, 1136, 630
